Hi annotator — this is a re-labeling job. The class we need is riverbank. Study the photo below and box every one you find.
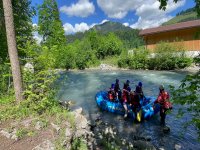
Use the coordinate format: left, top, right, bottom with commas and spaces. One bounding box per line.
84, 63, 200, 73
0, 104, 160, 150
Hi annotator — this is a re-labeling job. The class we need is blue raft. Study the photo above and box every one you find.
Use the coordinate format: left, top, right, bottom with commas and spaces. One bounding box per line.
95, 91, 160, 120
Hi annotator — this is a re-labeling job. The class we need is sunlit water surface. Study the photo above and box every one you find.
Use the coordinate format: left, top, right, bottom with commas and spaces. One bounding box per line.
57, 70, 200, 150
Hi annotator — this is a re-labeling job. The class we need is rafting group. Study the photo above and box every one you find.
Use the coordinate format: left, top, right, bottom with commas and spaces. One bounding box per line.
105, 79, 172, 125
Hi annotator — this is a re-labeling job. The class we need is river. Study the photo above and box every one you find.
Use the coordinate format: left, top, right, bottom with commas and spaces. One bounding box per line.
57, 70, 200, 150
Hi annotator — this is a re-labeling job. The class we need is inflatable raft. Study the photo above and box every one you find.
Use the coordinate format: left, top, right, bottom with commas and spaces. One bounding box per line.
95, 91, 160, 120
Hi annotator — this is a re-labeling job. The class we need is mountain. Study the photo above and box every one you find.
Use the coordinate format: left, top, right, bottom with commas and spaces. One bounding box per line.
66, 21, 144, 49
92, 21, 132, 34
162, 7, 199, 26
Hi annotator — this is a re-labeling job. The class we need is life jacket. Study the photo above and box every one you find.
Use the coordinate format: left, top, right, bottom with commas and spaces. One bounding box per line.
122, 89, 128, 103
156, 91, 172, 109
108, 92, 114, 100
108, 89, 115, 100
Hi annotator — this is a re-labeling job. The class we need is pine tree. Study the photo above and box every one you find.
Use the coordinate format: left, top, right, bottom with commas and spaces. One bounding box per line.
38, 0, 66, 47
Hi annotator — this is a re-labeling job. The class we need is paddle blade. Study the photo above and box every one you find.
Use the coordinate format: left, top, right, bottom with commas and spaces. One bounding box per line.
136, 109, 142, 122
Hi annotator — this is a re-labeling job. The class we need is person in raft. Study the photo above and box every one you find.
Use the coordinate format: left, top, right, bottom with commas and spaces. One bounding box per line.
125, 80, 131, 104
108, 83, 116, 102
114, 79, 121, 100
122, 83, 130, 118
154, 85, 172, 126
135, 82, 144, 100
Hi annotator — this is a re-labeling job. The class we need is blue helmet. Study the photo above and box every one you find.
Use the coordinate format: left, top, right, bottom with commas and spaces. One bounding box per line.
111, 83, 115, 89
116, 79, 119, 83
126, 80, 130, 84
138, 82, 142, 87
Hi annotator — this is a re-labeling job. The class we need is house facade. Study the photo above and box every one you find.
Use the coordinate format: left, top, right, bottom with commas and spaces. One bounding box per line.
139, 20, 200, 53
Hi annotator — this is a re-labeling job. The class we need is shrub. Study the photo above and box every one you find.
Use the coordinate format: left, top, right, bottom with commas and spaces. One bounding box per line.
147, 42, 192, 70
118, 48, 149, 69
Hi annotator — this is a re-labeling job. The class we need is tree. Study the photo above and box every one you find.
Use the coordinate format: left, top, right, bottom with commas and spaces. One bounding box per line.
0, 0, 35, 61
38, 0, 67, 69
38, 0, 66, 46
2, 0, 23, 102
159, 0, 200, 17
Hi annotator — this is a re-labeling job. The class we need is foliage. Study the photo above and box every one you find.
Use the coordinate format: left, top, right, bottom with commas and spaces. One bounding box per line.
147, 42, 192, 70
0, 62, 12, 95
162, 11, 198, 26
159, 0, 200, 17
114, 29, 144, 49
95, 32, 123, 59
38, 0, 66, 46
0, 0, 35, 61
66, 22, 144, 50
118, 47, 149, 69
71, 138, 88, 150
118, 42, 192, 70
16, 128, 34, 139
0, 70, 59, 121
170, 71, 200, 139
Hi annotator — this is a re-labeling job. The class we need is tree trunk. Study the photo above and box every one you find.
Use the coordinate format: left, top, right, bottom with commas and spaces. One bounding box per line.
2, 0, 23, 102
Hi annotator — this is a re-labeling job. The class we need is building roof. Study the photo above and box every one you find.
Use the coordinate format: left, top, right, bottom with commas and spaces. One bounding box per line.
139, 20, 200, 36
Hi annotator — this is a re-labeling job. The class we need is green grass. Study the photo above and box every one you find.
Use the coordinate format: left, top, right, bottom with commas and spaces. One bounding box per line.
162, 12, 198, 26
101, 56, 120, 66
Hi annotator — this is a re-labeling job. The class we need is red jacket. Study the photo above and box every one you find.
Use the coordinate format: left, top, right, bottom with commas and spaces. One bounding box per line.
155, 91, 172, 109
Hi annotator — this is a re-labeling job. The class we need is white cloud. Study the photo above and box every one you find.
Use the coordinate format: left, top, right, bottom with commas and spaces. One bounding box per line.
63, 23, 75, 35
123, 22, 129, 27
60, 0, 95, 18
74, 22, 90, 32
63, 22, 90, 35
33, 32, 42, 44
130, 0, 185, 29
32, 24, 42, 44
63, 19, 111, 35
97, 0, 186, 29
97, 0, 140, 19
100, 19, 109, 24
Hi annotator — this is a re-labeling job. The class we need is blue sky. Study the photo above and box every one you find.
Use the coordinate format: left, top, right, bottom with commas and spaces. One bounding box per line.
31, 0, 195, 35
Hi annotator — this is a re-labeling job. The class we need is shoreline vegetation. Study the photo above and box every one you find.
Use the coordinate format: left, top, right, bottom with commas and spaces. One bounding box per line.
68, 62, 199, 73
1, 0, 199, 149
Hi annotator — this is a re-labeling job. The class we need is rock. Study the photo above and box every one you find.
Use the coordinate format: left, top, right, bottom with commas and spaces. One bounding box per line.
175, 144, 181, 150
74, 113, 88, 129
65, 121, 71, 128
32, 139, 54, 150
51, 123, 60, 134
145, 136, 152, 141
133, 140, 156, 150
21, 118, 36, 127
75, 129, 85, 138
73, 107, 83, 114
65, 128, 72, 138
24, 62, 34, 73
98, 134, 103, 140
11, 128, 18, 141
100, 64, 113, 70
0, 129, 11, 139
35, 121, 43, 130
163, 126, 170, 133
0, 128, 18, 141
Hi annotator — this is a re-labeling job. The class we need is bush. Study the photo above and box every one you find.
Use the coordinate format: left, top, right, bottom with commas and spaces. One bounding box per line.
118, 48, 149, 69
147, 42, 192, 70
118, 57, 129, 68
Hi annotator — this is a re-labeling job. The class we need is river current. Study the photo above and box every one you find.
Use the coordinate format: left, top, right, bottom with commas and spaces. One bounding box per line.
58, 70, 200, 150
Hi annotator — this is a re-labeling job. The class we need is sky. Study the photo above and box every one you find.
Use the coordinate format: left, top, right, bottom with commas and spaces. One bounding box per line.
31, 0, 195, 36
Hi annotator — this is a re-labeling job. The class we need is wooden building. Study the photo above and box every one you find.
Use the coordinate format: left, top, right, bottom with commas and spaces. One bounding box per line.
139, 20, 200, 51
